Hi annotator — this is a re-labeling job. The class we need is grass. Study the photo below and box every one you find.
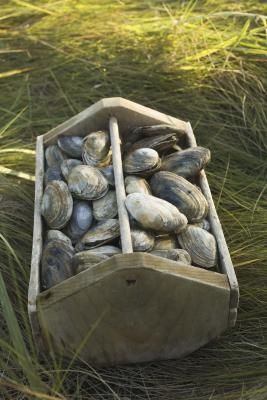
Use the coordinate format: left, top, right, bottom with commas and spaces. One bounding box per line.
0, 0, 267, 398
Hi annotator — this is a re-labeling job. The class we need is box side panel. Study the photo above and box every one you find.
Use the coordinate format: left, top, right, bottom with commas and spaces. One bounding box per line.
37, 253, 230, 366
186, 122, 239, 327
28, 135, 44, 347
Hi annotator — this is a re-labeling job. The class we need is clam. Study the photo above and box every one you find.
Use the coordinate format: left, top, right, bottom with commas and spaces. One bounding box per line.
131, 229, 155, 252
194, 219, 211, 232
178, 225, 217, 268
72, 251, 109, 274
128, 133, 177, 154
57, 135, 83, 158
99, 165, 115, 186
41, 239, 74, 290
76, 219, 120, 251
45, 144, 67, 167
46, 230, 72, 246
65, 201, 93, 243
153, 234, 177, 250
131, 124, 186, 138
150, 249, 191, 265
41, 181, 73, 229
61, 159, 82, 180
125, 176, 151, 195
125, 193, 188, 233
80, 245, 122, 257
68, 165, 109, 200
161, 146, 211, 179
150, 171, 208, 223
93, 190, 118, 221
82, 130, 111, 167
44, 166, 63, 186
123, 148, 161, 177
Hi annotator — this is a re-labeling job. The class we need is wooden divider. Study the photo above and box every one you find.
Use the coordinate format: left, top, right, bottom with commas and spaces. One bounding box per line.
109, 116, 133, 253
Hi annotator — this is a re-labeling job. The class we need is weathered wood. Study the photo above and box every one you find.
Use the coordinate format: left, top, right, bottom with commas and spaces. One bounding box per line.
37, 253, 230, 365
42, 97, 187, 146
109, 116, 133, 253
186, 122, 239, 327
28, 135, 44, 348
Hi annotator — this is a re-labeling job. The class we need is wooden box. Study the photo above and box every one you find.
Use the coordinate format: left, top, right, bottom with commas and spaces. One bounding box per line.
28, 97, 239, 366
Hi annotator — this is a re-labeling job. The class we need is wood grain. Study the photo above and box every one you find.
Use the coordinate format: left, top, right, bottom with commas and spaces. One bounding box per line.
109, 116, 133, 253
37, 253, 230, 365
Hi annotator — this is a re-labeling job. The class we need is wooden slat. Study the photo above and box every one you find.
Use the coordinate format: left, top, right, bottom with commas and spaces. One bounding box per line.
37, 253, 230, 365
109, 116, 133, 253
28, 135, 44, 347
186, 122, 239, 327
42, 97, 188, 146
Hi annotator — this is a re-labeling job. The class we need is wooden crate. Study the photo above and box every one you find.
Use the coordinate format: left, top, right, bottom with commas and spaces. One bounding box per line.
28, 97, 239, 366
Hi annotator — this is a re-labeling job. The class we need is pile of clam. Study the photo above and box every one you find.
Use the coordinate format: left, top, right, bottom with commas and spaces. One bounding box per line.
40, 124, 218, 291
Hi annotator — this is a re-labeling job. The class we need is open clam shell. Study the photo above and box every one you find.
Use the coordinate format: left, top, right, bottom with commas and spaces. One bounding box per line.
45, 144, 67, 167
161, 146, 211, 179
76, 219, 120, 251
41, 239, 74, 290
131, 229, 155, 252
125, 193, 188, 233
123, 148, 161, 177
41, 181, 73, 229
150, 171, 208, 223
57, 135, 83, 158
125, 176, 151, 195
128, 133, 177, 154
93, 190, 118, 221
68, 165, 109, 200
82, 130, 111, 167
178, 225, 217, 268
61, 159, 83, 180
72, 251, 109, 274
150, 249, 191, 265
65, 201, 93, 243
44, 166, 63, 186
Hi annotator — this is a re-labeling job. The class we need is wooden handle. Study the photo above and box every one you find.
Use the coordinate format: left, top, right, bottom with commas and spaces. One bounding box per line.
109, 116, 133, 253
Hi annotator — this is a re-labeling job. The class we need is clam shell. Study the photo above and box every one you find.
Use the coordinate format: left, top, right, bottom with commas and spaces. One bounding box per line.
44, 166, 63, 186
194, 219, 211, 232
93, 190, 118, 221
178, 225, 217, 268
123, 148, 161, 176
161, 146, 211, 179
45, 144, 67, 167
68, 165, 109, 200
125, 193, 188, 233
46, 230, 72, 246
76, 219, 120, 250
41, 240, 74, 289
82, 130, 111, 167
80, 245, 122, 257
128, 134, 177, 154
72, 251, 109, 274
125, 176, 151, 195
150, 249, 191, 264
131, 124, 186, 138
131, 229, 155, 252
65, 201, 93, 243
57, 135, 83, 158
150, 171, 208, 223
41, 181, 73, 229
153, 235, 177, 250
61, 159, 82, 180
99, 165, 115, 186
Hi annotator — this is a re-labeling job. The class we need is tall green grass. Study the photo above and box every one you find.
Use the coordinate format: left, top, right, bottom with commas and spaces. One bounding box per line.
0, 0, 266, 398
